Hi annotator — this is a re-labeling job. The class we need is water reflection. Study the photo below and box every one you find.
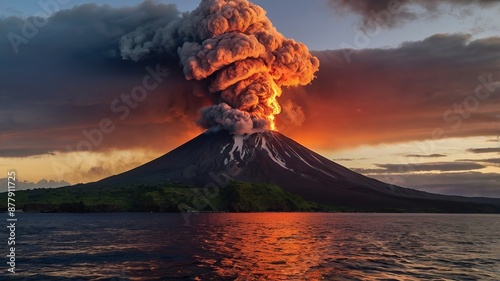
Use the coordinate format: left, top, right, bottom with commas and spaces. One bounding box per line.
188, 213, 500, 281
7, 213, 500, 281
193, 213, 326, 280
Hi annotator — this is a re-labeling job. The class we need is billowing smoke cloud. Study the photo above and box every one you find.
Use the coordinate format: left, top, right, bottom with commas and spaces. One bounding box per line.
119, 0, 319, 135
328, 0, 498, 29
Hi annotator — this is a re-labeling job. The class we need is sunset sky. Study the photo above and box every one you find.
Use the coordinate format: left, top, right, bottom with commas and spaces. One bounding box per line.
1, 0, 499, 197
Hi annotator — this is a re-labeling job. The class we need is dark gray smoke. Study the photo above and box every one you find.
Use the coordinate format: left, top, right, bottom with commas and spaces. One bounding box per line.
119, 0, 320, 135
328, 0, 498, 29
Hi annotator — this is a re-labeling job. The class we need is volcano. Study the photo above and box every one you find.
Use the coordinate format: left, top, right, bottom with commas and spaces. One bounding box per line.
98, 131, 500, 212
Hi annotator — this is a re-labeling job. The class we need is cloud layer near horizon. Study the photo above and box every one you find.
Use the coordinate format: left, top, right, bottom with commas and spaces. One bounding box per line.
371, 172, 500, 198
0, 2, 499, 156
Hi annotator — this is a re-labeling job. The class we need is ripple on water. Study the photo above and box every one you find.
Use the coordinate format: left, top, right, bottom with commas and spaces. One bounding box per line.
5, 213, 500, 281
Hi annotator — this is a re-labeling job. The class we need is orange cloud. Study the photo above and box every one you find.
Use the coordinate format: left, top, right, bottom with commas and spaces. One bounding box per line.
278, 35, 500, 150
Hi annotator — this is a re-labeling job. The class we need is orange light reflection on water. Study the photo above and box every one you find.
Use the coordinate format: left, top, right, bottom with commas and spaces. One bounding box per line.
195, 213, 328, 280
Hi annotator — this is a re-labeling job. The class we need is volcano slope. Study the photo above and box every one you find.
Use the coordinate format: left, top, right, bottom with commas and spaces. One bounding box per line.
95, 131, 500, 212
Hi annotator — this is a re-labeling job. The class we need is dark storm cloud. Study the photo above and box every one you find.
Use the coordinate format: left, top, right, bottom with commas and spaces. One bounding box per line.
327, 0, 498, 29
1, 2, 500, 157
467, 147, 500, 153
282, 34, 500, 150
0, 1, 210, 157
406, 154, 447, 158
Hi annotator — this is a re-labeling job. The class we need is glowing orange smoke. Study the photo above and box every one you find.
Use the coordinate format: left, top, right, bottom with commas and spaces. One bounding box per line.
119, 0, 319, 135
176, 0, 320, 134
267, 81, 282, 130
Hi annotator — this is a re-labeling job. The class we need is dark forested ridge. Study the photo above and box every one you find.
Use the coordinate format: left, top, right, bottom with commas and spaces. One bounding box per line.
2, 181, 499, 213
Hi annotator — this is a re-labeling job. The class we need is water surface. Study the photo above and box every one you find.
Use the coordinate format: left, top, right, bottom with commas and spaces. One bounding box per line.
3, 213, 500, 280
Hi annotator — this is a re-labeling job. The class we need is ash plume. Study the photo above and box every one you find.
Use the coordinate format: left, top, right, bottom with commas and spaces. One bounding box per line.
119, 0, 319, 135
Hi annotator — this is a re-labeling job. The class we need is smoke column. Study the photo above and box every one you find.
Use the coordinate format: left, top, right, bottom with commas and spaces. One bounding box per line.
120, 0, 319, 135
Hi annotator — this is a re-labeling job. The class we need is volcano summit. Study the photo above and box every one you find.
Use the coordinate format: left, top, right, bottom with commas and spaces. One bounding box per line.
99, 130, 500, 212
96, 0, 500, 212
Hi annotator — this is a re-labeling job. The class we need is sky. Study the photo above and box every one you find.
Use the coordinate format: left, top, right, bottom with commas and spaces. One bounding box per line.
1, 0, 499, 197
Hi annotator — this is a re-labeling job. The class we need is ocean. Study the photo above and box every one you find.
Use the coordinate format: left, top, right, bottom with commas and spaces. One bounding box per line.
3, 213, 499, 280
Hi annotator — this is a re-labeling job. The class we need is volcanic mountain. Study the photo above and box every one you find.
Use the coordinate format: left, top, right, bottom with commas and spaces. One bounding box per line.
98, 131, 500, 212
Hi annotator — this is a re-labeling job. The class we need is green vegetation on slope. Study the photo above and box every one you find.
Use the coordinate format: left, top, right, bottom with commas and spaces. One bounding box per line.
0, 181, 335, 213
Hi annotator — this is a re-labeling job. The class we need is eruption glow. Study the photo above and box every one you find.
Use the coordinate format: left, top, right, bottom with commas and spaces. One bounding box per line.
120, 0, 319, 135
